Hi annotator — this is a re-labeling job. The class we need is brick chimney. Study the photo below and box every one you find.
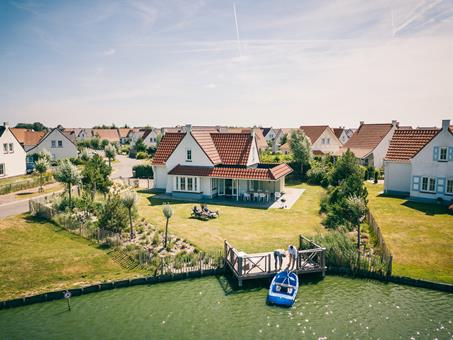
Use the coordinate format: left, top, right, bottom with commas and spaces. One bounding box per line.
3, 122, 9, 128
441, 119, 450, 131
359, 121, 364, 126
391, 120, 398, 127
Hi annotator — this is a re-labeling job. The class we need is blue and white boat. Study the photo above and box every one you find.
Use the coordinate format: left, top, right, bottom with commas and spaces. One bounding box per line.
267, 270, 299, 307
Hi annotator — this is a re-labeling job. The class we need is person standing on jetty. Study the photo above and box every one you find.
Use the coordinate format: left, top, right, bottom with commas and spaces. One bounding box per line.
273, 249, 285, 270
288, 245, 298, 270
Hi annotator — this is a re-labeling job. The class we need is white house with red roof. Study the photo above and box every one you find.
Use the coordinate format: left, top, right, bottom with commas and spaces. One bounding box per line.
340, 120, 398, 168
0, 122, 26, 178
26, 128, 78, 163
151, 125, 293, 200
384, 119, 453, 203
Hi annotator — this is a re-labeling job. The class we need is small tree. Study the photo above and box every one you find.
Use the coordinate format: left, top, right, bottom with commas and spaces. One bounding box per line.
81, 154, 112, 198
80, 149, 90, 162
54, 160, 81, 208
101, 139, 109, 148
162, 203, 174, 249
37, 149, 51, 163
374, 170, 379, 184
346, 195, 368, 249
97, 194, 129, 232
34, 158, 49, 192
135, 138, 147, 153
289, 130, 312, 178
90, 137, 100, 150
122, 191, 137, 239
104, 144, 116, 167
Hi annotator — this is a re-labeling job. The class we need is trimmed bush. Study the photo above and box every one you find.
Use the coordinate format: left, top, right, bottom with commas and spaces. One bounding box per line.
133, 164, 153, 178
136, 152, 149, 159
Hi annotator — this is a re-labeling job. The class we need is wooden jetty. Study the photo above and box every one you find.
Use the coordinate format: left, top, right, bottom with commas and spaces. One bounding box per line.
224, 235, 326, 286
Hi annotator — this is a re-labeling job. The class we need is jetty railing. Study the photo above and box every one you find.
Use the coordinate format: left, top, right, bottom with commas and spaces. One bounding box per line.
224, 238, 326, 286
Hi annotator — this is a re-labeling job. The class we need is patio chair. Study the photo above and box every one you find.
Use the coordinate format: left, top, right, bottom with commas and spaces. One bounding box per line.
274, 192, 281, 201
191, 206, 209, 221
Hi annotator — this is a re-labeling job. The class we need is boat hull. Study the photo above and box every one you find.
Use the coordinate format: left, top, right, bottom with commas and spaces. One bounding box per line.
267, 271, 299, 307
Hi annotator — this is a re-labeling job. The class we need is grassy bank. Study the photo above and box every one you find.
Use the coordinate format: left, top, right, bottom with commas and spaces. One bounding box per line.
0, 215, 144, 300
138, 182, 325, 253
366, 183, 453, 284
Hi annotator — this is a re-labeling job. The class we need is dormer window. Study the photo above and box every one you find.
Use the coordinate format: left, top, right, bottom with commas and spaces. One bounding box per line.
186, 148, 192, 162
439, 147, 448, 161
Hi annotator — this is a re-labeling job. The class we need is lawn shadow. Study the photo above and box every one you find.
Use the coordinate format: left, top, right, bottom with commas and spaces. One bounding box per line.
401, 201, 450, 216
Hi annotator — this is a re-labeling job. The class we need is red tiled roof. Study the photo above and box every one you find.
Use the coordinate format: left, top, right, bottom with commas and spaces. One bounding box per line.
152, 131, 258, 166
168, 164, 293, 180
385, 128, 439, 161
210, 133, 252, 165
299, 126, 329, 144
191, 130, 222, 164
118, 128, 131, 138
11, 129, 46, 146
152, 133, 185, 165
93, 129, 120, 142
342, 123, 394, 158
333, 128, 343, 139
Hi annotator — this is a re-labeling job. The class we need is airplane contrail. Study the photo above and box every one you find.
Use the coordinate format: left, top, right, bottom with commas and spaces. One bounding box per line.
233, 3, 242, 57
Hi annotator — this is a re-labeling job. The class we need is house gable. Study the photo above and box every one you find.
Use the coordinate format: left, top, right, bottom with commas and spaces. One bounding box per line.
165, 132, 214, 171
27, 128, 78, 160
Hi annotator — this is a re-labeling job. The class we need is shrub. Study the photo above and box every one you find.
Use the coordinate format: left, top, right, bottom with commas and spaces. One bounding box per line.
152, 232, 160, 245
133, 164, 153, 178
374, 170, 379, 184
136, 152, 149, 159
97, 195, 129, 232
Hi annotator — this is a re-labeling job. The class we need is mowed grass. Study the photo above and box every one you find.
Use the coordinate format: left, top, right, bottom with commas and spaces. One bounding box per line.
0, 215, 143, 300
366, 183, 453, 283
137, 182, 325, 253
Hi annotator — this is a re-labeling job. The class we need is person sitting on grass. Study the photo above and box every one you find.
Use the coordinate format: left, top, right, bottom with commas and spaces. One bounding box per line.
201, 204, 218, 218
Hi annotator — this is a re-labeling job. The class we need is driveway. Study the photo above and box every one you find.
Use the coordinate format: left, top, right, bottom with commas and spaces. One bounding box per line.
111, 155, 146, 179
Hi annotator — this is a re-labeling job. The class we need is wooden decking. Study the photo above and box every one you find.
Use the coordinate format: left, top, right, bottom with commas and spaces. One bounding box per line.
224, 235, 326, 286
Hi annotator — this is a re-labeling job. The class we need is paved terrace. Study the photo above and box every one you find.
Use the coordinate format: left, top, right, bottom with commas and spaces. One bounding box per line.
152, 188, 305, 209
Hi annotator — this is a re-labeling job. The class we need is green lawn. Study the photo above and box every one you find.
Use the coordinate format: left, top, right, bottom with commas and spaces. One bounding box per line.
366, 183, 453, 284
0, 215, 143, 300
0, 174, 35, 186
137, 182, 325, 253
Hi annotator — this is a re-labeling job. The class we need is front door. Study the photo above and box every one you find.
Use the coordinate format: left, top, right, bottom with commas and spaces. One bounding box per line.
225, 179, 233, 196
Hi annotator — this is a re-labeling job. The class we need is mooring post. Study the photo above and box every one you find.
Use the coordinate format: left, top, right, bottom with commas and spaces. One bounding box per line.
321, 248, 326, 277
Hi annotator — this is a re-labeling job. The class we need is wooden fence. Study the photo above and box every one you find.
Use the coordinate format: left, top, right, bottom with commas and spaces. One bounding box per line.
367, 211, 392, 260
224, 239, 326, 285
0, 174, 54, 195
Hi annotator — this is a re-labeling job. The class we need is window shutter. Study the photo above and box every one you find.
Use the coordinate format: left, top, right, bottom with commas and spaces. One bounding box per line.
433, 147, 439, 161
448, 147, 453, 161
412, 176, 420, 191
437, 177, 446, 194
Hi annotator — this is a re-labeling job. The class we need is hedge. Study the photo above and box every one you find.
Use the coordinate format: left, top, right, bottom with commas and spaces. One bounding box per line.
133, 165, 153, 179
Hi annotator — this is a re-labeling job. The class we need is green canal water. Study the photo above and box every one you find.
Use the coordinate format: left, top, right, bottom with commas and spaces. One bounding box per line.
1, 276, 452, 339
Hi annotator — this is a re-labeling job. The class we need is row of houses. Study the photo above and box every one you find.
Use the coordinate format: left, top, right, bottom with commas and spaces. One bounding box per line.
0, 123, 78, 178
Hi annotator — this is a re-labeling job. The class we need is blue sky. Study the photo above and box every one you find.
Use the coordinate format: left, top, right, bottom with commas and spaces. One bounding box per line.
1, 0, 453, 128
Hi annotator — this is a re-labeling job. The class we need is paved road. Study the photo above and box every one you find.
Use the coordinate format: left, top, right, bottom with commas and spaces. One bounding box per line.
0, 155, 143, 218
0, 200, 30, 217
111, 154, 145, 179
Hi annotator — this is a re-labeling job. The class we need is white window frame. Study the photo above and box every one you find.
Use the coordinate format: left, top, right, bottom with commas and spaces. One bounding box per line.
3, 143, 8, 154
439, 147, 448, 161
58, 140, 63, 148
446, 179, 453, 195
0, 163, 5, 176
186, 148, 192, 162
421, 176, 436, 193
326, 138, 330, 144
175, 176, 199, 193
9, 143, 13, 153
51, 140, 56, 148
